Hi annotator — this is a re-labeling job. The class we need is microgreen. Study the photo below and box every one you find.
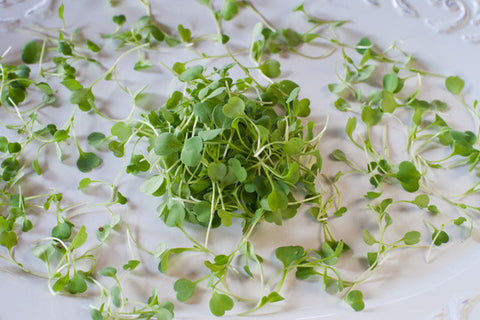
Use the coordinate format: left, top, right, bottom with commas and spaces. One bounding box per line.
21, 41, 42, 64
1, 1, 479, 319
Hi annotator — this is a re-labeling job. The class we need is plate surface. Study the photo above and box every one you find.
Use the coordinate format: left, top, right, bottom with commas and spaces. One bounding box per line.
1, 1, 480, 319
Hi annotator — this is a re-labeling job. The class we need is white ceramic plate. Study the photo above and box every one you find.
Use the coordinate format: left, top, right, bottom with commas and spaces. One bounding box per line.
1, 1, 480, 319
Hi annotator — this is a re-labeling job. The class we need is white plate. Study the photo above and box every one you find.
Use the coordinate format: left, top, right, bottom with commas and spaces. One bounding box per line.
1, 1, 480, 319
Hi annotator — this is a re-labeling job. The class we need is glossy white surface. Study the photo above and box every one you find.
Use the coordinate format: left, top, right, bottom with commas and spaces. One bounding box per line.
1, 1, 480, 319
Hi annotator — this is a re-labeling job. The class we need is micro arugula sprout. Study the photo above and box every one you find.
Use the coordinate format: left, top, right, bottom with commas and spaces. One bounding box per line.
124, 55, 332, 314
2, 1, 480, 318
248, 2, 345, 65
324, 31, 480, 308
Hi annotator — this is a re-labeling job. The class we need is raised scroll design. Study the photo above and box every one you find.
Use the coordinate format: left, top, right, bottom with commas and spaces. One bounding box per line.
363, 0, 480, 43
0, 0, 53, 30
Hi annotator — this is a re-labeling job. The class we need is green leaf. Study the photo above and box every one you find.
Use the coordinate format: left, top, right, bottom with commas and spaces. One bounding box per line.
87, 132, 106, 146
123, 260, 140, 271
432, 230, 449, 246
98, 267, 117, 277
70, 225, 87, 250
154, 133, 182, 156
319, 242, 338, 265
23, 218, 33, 232
140, 175, 165, 195
96, 225, 111, 242
396, 161, 421, 192
111, 121, 132, 142
383, 73, 399, 93
286, 86, 300, 104
375, 198, 392, 213
267, 187, 288, 211
36, 82, 53, 95
52, 275, 69, 292
61, 79, 82, 91
330, 149, 347, 161
381, 91, 399, 113
259, 59, 281, 78
147, 25, 165, 42
454, 217, 467, 225
222, 0, 238, 21
227, 158, 247, 182
134, 59, 152, 70
334, 97, 349, 111
89, 308, 104, 320
345, 117, 357, 142
345, 290, 365, 311
367, 252, 378, 267
181, 136, 203, 167
153, 243, 167, 259
67, 273, 88, 294
78, 177, 93, 189
413, 194, 429, 208
111, 285, 122, 308
432, 99, 448, 111
5, 86, 26, 105
294, 98, 311, 117
445, 76, 464, 95
58, 41, 73, 56
263, 291, 284, 304
223, 96, 245, 118
209, 291, 234, 317
70, 88, 95, 112
31, 242, 55, 263
177, 24, 192, 42
207, 162, 227, 182
112, 14, 126, 26
8, 142, 21, 153
358, 65, 375, 81
58, 3, 65, 20
283, 161, 300, 184
275, 246, 305, 268
77, 152, 101, 173
86, 40, 101, 53
218, 209, 233, 227
0, 136, 8, 152
282, 28, 303, 47
361, 106, 383, 127
364, 191, 382, 199
356, 37, 371, 55
334, 207, 347, 217
52, 222, 72, 240
362, 229, 376, 245
283, 137, 304, 155
328, 83, 347, 94
165, 203, 185, 227
0, 231, 17, 250
428, 205, 439, 214
54, 129, 69, 142
174, 278, 197, 302
179, 65, 204, 82
403, 231, 421, 245
22, 41, 42, 64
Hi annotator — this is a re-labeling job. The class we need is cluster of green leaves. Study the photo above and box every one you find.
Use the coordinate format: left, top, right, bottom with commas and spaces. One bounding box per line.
327, 36, 476, 283
118, 60, 332, 314
249, 4, 346, 78
0, 3, 179, 319
3, 0, 480, 318
102, 14, 181, 49
148, 65, 321, 229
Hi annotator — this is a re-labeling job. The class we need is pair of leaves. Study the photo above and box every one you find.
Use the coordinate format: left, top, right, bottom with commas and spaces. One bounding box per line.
395, 161, 421, 192
209, 291, 234, 317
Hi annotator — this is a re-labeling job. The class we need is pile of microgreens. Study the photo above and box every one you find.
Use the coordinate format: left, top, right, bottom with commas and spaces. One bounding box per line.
0, 0, 478, 318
